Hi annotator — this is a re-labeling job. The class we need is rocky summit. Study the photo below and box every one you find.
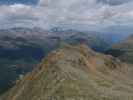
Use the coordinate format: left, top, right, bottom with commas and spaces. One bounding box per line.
1, 44, 133, 100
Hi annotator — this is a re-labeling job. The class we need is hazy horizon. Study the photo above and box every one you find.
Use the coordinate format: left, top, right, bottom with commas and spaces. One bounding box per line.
0, 0, 132, 34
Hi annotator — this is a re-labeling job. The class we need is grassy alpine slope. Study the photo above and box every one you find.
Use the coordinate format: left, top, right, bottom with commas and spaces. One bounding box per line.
1, 44, 133, 100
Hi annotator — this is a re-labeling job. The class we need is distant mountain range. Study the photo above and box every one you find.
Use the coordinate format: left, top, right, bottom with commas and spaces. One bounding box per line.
1, 44, 133, 100
106, 34, 133, 64
0, 27, 126, 51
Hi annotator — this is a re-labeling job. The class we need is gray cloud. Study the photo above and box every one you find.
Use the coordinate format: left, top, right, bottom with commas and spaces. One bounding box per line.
97, 0, 132, 5
0, 0, 133, 31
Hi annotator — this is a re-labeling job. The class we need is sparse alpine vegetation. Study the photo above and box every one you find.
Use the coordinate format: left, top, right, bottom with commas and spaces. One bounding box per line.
1, 44, 133, 100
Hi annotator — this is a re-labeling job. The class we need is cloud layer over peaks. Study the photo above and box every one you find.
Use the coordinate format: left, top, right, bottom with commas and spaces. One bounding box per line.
0, 0, 133, 32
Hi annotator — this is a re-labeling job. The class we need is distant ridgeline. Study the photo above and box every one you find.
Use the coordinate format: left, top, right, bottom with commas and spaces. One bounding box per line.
106, 34, 133, 64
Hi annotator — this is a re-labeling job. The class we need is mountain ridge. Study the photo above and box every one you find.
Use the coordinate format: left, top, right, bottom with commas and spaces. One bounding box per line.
1, 44, 133, 100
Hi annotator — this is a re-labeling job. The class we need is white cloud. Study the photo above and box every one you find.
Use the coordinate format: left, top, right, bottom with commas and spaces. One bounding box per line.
0, 0, 133, 31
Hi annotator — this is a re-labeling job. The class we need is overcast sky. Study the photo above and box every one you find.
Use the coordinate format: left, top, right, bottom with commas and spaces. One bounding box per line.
0, 0, 133, 33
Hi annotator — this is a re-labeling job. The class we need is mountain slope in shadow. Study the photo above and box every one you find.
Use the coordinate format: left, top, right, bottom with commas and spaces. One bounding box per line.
106, 34, 133, 64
